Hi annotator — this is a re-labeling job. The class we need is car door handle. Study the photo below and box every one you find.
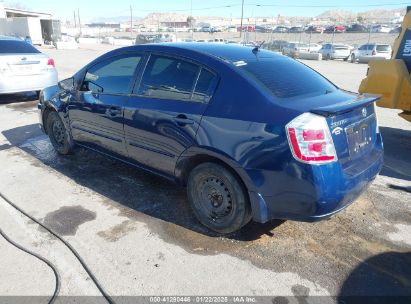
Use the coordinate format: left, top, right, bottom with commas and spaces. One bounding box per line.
173, 115, 194, 126
108, 107, 121, 116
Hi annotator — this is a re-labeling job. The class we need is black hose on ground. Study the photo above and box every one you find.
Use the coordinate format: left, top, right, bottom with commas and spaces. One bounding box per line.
0, 191, 115, 304
0, 227, 60, 304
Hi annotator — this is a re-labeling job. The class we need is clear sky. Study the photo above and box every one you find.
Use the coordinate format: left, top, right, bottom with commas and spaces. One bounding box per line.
3, 0, 408, 21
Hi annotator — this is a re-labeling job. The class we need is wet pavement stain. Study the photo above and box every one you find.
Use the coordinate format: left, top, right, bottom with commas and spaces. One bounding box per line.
42, 205, 96, 236
97, 219, 137, 242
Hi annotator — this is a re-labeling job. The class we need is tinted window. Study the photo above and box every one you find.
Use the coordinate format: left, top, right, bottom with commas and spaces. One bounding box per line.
376, 45, 391, 52
0, 40, 40, 53
138, 55, 199, 101
82, 55, 141, 94
358, 45, 367, 50
192, 68, 217, 103
238, 58, 336, 99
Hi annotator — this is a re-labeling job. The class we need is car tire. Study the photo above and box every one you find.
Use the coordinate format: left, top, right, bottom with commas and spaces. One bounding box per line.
46, 111, 73, 155
187, 162, 251, 234
350, 54, 356, 63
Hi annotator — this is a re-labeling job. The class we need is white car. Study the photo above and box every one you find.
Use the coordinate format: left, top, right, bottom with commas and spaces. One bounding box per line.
282, 42, 310, 58
307, 43, 322, 53
0, 36, 58, 95
350, 43, 392, 63
319, 43, 351, 60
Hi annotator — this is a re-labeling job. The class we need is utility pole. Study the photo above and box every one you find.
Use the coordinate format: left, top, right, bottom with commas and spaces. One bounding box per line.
77, 8, 82, 36
130, 5, 133, 36
73, 10, 77, 28
190, 0, 193, 40
240, 0, 244, 41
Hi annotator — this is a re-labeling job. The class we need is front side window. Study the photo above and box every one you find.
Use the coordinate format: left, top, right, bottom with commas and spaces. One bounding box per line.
82, 55, 141, 94
137, 55, 199, 101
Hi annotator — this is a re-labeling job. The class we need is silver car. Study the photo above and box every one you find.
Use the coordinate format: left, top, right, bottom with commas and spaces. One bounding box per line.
320, 43, 351, 60
350, 43, 392, 63
0, 37, 58, 95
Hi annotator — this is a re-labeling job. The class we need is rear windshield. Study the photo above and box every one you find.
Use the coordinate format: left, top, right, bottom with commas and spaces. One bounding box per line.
0, 40, 40, 54
237, 58, 336, 98
376, 45, 391, 52
334, 45, 349, 50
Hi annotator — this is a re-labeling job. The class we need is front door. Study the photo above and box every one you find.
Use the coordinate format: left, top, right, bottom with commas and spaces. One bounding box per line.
124, 54, 218, 176
69, 53, 143, 156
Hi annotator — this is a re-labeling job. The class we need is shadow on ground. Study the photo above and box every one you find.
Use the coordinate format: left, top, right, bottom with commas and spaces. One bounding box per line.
0, 92, 38, 104
2, 123, 284, 240
338, 251, 411, 303
379, 127, 411, 189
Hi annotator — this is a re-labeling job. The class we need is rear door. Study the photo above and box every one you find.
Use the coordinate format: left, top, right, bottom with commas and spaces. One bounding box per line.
68, 53, 143, 156
124, 53, 218, 176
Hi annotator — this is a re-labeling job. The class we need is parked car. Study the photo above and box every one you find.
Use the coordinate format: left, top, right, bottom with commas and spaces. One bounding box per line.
282, 42, 310, 57
346, 24, 368, 33
38, 43, 383, 233
0, 36, 57, 95
350, 43, 392, 63
265, 40, 288, 52
324, 25, 346, 33
371, 25, 392, 33
305, 26, 324, 33
273, 26, 289, 33
289, 26, 304, 33
308, 43, 322, 53
319, 43, 351, 60
390, 26, 401, 33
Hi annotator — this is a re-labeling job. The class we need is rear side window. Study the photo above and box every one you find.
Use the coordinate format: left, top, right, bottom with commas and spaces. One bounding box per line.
138, 55, 199, 101
376, 45, 391, 52
0, 40, 40, 53
192, 68, 218, 103
82, 55, 141, 94
238, 58, 336, 99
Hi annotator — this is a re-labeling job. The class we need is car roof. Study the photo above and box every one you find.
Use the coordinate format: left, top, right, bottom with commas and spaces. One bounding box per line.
0, 35, 21, 41
129, 42, 281, 62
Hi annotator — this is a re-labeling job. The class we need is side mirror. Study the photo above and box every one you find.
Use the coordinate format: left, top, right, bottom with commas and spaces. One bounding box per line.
58, 77, 74, 91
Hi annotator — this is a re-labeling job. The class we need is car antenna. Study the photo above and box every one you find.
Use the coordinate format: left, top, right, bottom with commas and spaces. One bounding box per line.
252, 40, 265, 54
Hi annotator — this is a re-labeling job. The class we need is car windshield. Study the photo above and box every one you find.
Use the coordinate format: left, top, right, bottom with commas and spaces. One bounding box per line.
376, 45, 391, 52
0, 40, 40, 54
236, 57, 336, 99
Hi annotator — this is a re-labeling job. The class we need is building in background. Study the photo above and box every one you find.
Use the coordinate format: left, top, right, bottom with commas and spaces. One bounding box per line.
0, 4, 60, 45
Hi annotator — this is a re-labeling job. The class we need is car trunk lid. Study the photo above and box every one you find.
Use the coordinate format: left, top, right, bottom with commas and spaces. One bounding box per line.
310, 94, 380, 169
0, 54, 50, 76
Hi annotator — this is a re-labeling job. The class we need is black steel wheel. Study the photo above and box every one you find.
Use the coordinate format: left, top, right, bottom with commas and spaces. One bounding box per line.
46, 111, 73, 155
187, 162, 251, 234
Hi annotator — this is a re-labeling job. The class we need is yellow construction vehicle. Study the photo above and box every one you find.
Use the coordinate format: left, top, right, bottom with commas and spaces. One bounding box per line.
359, 6, 411, 122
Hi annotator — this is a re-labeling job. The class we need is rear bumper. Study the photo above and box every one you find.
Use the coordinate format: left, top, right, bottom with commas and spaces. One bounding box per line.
249, 139, 383, 223
0, 70, 58, 94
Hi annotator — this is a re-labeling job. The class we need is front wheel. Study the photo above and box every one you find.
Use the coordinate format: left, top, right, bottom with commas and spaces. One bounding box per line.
46, 111, 73, 155
187, 163, 251, 234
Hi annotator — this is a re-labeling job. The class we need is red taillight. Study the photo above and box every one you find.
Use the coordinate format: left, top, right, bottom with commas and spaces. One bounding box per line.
47, 58, 55, 67
286, 113, 337, 164
372, 50, 376, 56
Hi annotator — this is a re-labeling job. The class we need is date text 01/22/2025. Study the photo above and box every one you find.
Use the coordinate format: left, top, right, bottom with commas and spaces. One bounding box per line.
149, 296, 257, 303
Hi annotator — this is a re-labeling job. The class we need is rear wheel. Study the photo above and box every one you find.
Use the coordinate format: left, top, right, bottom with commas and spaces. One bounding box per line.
46, 111, 73, 155
187, 162, 251, 234
350, 54, 356, 63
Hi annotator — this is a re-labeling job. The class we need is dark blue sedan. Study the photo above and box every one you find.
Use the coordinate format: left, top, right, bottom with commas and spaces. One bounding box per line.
38, 43, 383, 233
